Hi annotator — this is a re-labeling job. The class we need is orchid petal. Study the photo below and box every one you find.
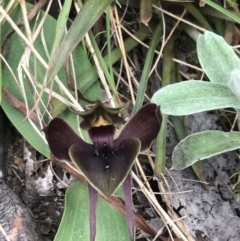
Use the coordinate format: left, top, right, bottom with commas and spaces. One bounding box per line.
69, 137, 141, 198
122, 174, 134, 240
116, 104, 161, 151
43, 118, 85, 161
88, 184, 98, 241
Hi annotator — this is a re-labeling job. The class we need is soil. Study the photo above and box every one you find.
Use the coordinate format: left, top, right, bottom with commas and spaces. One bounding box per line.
1, 115, 65, 241
164, 113, 240, 241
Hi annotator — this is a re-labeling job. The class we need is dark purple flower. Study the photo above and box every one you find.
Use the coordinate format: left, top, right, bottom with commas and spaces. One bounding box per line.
43, 102, 161, 241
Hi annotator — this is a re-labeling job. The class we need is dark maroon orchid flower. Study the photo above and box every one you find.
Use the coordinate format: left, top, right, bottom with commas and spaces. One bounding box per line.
43, 102, 161, 241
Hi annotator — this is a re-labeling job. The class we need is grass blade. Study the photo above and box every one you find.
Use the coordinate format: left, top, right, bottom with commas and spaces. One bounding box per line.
202, 0, 240, 24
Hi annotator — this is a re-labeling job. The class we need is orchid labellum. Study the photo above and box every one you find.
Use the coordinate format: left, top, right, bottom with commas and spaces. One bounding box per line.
43, 102, 161, 241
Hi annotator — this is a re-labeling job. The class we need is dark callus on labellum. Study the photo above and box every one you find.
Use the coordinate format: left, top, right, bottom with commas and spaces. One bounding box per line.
43, 101, 161, 241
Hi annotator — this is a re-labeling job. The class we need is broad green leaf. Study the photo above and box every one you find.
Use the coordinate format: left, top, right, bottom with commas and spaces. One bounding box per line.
54, 181, 131, 241
172, 131, 240, 170
1, 3, 102, 157
197, 31, 240, 86
151, 81, 240, 115
1, 5, 58, 158
47, 0, 113, 83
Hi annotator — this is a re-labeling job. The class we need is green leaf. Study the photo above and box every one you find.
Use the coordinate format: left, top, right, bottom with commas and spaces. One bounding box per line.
54, 181, 132, 241
172, 131, 240, 170
197, 30, 240, 86
1, 97, 50, 158
47, 0, 113, 83
228, 69, 240, 101
1, 3, 102, 157
151, 81, 240, 115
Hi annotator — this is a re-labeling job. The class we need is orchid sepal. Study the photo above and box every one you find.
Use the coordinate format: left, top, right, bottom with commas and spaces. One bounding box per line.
116, 103, 161, 151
